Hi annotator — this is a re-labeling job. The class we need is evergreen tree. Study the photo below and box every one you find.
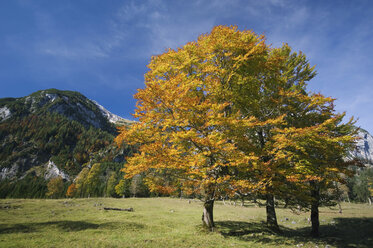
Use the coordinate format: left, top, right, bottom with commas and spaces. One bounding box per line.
106, 171, 117, 197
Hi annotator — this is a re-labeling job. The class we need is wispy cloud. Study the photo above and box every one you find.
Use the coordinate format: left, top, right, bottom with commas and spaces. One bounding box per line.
106, 0, 214, 58
40, 41, 108, 59
1, 0, 372, 132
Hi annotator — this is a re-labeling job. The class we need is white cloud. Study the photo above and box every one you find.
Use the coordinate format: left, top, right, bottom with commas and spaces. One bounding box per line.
40, 42, 108, 59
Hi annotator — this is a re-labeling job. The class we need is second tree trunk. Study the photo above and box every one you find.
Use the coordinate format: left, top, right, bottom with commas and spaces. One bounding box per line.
310, 181, 320, 237
266, 194, 279, 230
202, 199, 215, 230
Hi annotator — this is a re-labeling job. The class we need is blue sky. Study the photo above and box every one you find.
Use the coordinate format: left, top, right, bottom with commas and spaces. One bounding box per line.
1, 0, 372, 133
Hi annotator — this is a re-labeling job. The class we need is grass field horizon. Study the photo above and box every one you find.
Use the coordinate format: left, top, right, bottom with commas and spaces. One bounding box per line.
1, 197, 372, 247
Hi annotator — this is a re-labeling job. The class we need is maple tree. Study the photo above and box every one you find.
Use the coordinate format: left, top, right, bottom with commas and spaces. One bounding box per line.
116, 25, 270, 229
218, 43, 326, 230
116, 25, 359, 233
225, 44, 318, 229
249, 48, 360, 233
234, 45, 357, 233
272, 114, 358, 237
267, 82, 360, 237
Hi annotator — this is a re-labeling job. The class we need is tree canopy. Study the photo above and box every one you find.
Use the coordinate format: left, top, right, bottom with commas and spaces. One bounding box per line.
116, 25, 359, 232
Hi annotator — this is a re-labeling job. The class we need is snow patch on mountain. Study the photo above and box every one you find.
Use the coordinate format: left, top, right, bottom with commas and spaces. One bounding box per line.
45, 93, 58, 102
0, 106, 11, 121
92, 100, 125, 123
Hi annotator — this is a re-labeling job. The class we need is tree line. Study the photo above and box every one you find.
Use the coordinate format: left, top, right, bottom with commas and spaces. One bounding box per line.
45, 162, 151, 199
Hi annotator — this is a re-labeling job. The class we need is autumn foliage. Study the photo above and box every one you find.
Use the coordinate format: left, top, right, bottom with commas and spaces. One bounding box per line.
115, 25, 359, 232
46, 176, 64, 198
66, 183, 77, 198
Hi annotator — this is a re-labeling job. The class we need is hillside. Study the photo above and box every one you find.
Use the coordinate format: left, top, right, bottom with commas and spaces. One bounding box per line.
0, 89, 134, 198
352, 128, 373, 166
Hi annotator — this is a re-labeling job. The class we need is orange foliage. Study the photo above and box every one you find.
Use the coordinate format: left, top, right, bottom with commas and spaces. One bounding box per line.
116, 25, 269, 199
116, 25, 359, 205
66, 183, 77, 198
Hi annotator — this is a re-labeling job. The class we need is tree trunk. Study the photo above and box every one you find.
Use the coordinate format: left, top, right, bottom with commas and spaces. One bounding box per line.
266, 194, 279, 230
284, 197, 289, 208
338, 201, 342, 214
368, 197, 372, 205
310, 181, 320, 238
202, 199, 214, 230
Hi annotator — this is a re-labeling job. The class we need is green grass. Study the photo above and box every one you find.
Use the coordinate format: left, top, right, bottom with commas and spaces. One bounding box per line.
0, 198, 372, 247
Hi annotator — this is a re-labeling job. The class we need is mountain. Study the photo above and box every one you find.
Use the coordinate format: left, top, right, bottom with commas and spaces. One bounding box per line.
353, 128, 373, 166
0, 89, 132, 131
0, 89, 134, 198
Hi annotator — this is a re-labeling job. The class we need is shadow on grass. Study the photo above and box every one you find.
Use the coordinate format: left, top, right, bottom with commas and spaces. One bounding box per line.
216, 217, 373, 248
0, 220, 145, 234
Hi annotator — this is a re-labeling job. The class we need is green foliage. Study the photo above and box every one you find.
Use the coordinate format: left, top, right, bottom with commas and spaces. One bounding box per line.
0, 174, 48, 198
106, 172, 117, 197
115, 179, 131, 197
85, 163, 102, 197
349, 168, 373, 203
0, 112, 115, 174
46, 177, 65, 198
130, 174, 150, 197
75, 167, 90, 198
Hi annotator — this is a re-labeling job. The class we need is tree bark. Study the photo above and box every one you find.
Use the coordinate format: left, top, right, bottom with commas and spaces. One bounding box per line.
266, 194, 279, 230
202, 199, 215, 230
338, 201, 342, 214
284, 197, 289, 208
310, 181, 320, 238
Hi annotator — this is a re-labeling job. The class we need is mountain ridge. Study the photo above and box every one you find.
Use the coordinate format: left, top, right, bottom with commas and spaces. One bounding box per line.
0, 89, 133, 131
0, 89, 135, 198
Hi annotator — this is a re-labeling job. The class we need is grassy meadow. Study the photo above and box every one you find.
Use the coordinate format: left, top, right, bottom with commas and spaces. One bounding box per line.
0, 198, 372, 247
